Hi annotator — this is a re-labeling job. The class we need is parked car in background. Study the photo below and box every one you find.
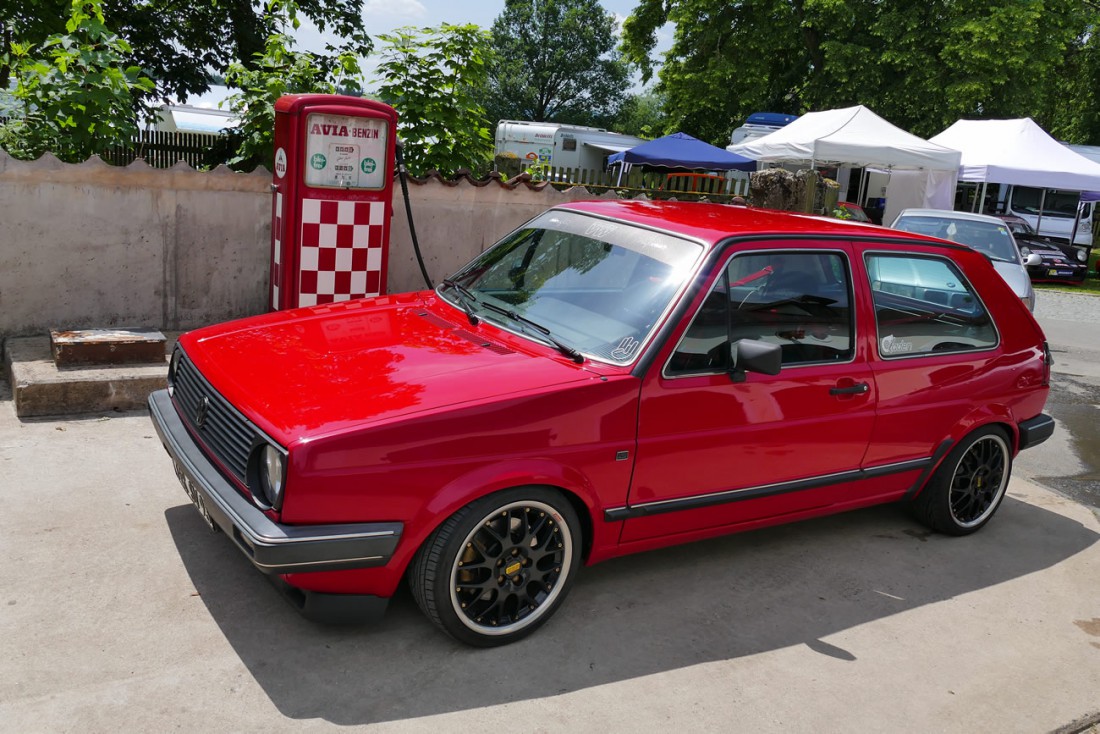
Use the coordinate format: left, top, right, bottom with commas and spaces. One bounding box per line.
151, 201, 1054, 647
995, 214, 1090, 284
836, 201, 872, 223
890, 208, 1039, 310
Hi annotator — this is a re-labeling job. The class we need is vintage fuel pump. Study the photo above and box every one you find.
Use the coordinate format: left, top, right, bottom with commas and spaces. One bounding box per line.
269, 95, 398, 310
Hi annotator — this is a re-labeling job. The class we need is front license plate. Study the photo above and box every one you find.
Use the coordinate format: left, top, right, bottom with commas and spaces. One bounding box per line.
172, 459, 217, 532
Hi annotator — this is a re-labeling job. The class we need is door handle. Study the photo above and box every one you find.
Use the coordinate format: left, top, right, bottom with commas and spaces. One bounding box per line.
830, 382, 869, 396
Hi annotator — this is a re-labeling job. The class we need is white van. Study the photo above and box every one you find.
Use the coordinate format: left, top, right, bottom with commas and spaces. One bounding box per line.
996, 185, 1094, 248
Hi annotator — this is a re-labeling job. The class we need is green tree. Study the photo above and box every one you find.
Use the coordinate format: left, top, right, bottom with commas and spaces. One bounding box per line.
374, 23, 494, 177
622, 0, 1089, 145
0, 0, 154, 162
613, 89, 667, 138
1, 0, 371, 105
223, 0, 364, 171
483, 0, 632, 126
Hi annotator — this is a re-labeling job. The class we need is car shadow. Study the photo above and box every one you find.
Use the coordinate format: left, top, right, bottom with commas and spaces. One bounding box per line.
165, 491, 1098, 725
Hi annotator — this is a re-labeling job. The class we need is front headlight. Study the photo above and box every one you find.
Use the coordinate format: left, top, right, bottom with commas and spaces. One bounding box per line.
1076, 249, 1088, 263
254, 444, 286, 508
167, 350, 182, 395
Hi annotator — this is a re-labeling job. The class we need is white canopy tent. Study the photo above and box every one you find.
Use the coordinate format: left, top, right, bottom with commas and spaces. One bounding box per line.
930, 118, 1100, 241
729, 105, 962, 222
930, 118, 1100, 190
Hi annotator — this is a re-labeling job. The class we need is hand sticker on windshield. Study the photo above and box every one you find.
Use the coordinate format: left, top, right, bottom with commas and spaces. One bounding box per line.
611, 336, 641, 361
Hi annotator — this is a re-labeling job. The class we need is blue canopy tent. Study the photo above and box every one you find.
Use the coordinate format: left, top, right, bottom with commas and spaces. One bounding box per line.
608, 132, 757, 170
608, 132, 756, 189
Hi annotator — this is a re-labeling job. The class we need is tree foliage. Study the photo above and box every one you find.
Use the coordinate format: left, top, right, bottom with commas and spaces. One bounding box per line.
613, 89, 668, 138
0, 0, 154, 162
483, 0, 632, 126
1, 0, 371, 104
374, 24, 494, 177
621, 0, 1095, 145
223, 0, 364, 171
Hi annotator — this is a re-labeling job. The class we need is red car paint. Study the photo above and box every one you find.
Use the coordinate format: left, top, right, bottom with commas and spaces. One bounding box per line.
157, 200, 1052, 621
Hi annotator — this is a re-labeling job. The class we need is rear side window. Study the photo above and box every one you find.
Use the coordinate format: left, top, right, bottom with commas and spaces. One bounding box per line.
865, 253, 997, 358
667, 251, 854, 374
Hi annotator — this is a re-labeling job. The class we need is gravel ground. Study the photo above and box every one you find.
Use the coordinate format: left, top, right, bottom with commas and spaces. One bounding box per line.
1035, 287, 1100, 322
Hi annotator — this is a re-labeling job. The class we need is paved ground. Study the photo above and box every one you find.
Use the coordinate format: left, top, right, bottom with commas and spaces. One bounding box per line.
1, 290, 1099, 732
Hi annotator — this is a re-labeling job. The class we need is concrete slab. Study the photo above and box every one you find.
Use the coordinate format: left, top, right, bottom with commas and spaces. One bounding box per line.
0, 389, 1098, 731
3, 335, 171, 418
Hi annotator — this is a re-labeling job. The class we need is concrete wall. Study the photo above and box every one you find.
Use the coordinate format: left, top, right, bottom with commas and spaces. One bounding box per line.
0, 151, 271, 336
0, 150, 616, 340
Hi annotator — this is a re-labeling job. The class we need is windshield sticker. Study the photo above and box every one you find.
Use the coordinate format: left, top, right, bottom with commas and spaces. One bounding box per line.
881, 334, 914, 355
611, 336, 641, 361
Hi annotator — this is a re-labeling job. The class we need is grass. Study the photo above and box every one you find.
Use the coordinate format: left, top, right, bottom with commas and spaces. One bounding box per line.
1034, 275, 1100, 295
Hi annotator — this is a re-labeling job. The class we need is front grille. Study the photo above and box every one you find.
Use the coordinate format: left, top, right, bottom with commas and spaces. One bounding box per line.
172, 353, 257, 484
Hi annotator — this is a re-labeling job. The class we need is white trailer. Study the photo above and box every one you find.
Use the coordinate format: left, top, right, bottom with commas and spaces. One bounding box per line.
494, 120, 646, 172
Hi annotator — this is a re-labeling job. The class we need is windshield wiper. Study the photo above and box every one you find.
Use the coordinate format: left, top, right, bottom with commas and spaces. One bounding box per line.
440, 277, 481, 326
478, 301, 585, 364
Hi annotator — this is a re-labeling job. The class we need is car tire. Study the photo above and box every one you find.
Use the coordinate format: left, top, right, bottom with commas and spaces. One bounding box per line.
409, 487, 582, 647
909, 425, 1012, 536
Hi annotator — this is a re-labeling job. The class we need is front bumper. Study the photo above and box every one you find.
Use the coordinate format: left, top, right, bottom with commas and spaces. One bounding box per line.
149, 389, 402, 576
1026, 263, 1088, 283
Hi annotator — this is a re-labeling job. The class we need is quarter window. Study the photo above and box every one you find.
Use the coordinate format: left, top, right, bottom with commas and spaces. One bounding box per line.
865, 254, 997, 357
668, 251, 854, 374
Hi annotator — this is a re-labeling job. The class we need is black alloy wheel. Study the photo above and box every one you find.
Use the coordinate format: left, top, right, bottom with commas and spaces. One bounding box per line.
910, 426, 1012, 536
410, 487, 581, 646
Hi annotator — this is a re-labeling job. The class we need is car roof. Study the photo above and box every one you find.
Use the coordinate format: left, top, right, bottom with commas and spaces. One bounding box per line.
894, 208, 1008, 226
558, 199, 948, 249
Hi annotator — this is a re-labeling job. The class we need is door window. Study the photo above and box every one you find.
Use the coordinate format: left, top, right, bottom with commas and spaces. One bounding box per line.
865, 253, 998, 357
668, 251, 854, 375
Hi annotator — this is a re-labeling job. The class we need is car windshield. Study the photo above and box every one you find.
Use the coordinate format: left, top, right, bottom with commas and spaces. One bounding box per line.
1010, 187, 1082, 219
1002, 219, 1035, 237
894, 215, 1019, 263
442, 210, 703, 364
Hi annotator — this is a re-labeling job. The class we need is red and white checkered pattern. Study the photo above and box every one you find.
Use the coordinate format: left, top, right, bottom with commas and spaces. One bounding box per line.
271, 192, 284, 309
297, 198, 385, 307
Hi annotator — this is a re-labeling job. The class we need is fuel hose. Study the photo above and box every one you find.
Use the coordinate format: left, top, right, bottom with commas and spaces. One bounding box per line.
395, 138, 434, 290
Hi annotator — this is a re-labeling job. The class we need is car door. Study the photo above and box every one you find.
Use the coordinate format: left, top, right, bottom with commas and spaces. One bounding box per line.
618, 243, 878, 543
859, 250, 1003, 471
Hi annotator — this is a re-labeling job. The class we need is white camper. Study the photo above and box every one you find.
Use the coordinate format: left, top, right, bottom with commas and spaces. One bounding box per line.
494, 120, 645, 172
727, 112, 799, 148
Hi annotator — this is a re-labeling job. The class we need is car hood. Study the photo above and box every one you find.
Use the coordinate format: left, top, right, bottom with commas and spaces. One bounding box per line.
991, 260, 1033, 301
178, 294, 601, 445
1019, 238, 1069, 257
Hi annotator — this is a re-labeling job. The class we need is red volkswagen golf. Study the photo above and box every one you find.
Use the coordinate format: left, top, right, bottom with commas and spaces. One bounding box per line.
150, 200, 1054, 646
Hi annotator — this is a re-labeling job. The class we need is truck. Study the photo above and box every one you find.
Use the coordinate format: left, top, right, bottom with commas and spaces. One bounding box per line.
494, 120, 646, 173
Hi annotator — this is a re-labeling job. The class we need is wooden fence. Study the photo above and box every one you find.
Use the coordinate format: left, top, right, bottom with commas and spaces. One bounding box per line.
104, 129, 242, 169
533, 165, 752, 202
0, 116, 241, 169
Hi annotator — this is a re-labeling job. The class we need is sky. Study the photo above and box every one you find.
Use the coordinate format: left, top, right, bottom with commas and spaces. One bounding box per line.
185, 0, 672, 107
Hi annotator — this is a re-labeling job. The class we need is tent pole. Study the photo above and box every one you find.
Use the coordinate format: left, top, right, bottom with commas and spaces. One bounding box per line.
1071, 199, 1084, 245
977, 182, 988, 213
857, 169, 866, 207
1037, 189, 1047, 236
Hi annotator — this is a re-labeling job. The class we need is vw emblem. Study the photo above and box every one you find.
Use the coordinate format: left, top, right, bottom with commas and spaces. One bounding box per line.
195, 396, 210, 429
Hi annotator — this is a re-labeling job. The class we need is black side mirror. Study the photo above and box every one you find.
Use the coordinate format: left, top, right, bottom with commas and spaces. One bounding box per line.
728, 339, 782, 382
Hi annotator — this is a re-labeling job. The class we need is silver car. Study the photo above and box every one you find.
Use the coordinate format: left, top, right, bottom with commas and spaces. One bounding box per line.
890, 208, 1039, 311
